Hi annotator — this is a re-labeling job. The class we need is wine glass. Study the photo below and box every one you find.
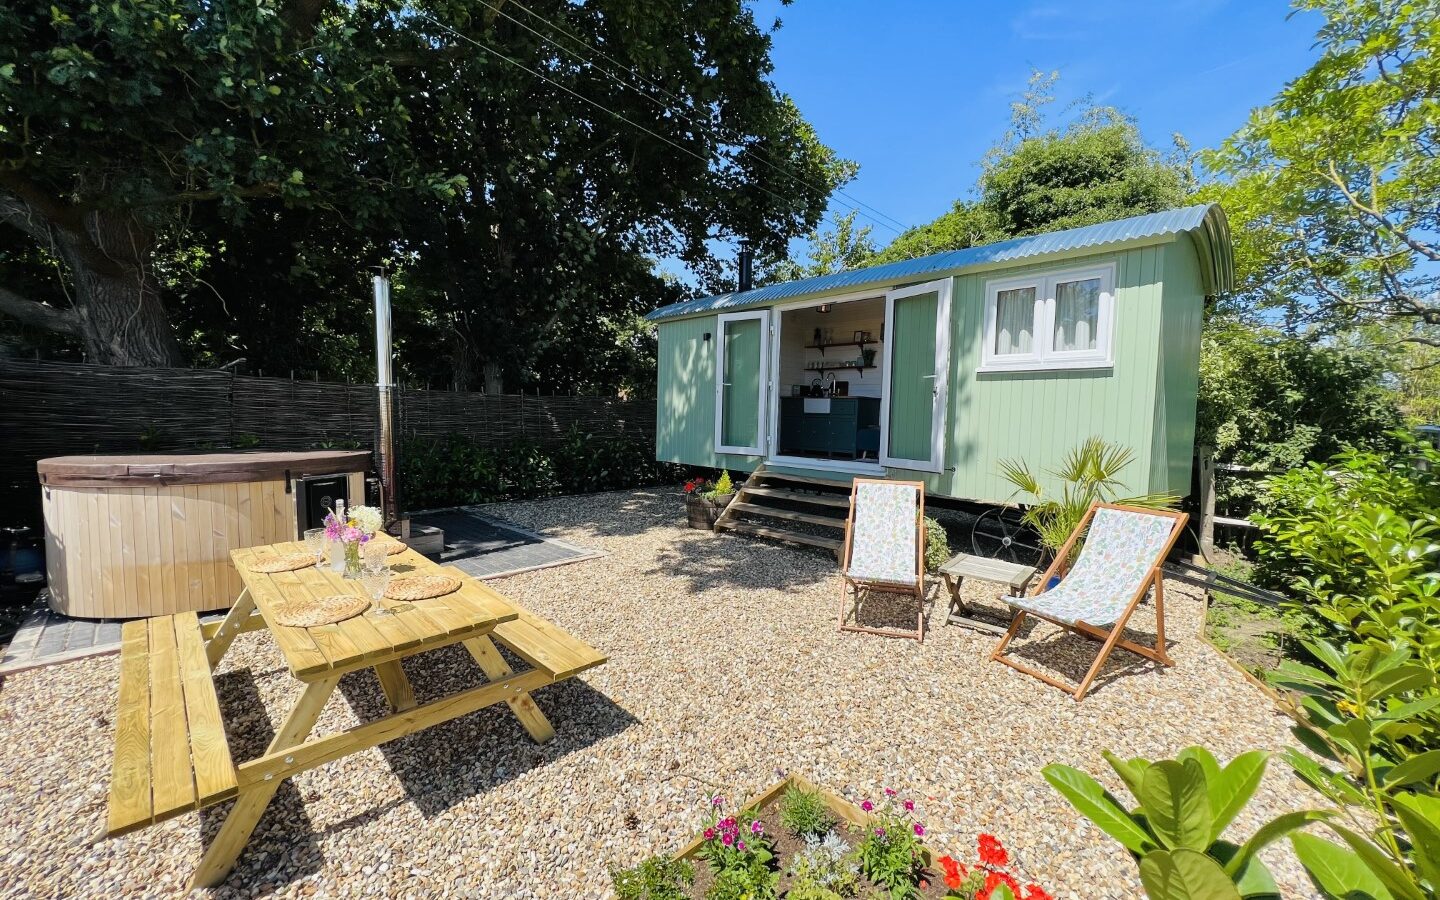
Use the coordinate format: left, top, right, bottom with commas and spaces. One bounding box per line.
303, 528, 326, 567
360, 566, 393, 616
362, 539, 389, 571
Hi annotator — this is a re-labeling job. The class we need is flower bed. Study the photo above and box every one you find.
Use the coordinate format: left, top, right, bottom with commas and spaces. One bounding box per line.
612, 774, 1050, 900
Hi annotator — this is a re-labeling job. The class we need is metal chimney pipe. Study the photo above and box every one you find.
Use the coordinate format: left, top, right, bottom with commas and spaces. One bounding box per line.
373, 275, 400, 532
737, 244, 754, 293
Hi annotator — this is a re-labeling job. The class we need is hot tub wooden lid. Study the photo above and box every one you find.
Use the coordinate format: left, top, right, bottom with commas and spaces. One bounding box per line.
38, 450, 371, 487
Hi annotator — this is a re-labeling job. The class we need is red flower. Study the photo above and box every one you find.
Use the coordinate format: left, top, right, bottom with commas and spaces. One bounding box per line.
938, 854, 966, 889
683, 480, 697, 493
978, 833, 1009, 868
1022, 885, 1053, 900
980, 870, 1021, 900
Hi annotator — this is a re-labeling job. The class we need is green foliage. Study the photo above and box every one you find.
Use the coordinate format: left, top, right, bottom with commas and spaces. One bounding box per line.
1268, 639, 1440, 900
1250, 439, 1440, 674
788, 832, 860, 898
610, 856, 694, 900
761, 211, 877, 286
1203, 0, 1440, 341
698, 809, 778, 900
873, 72, 1191, 266
1198, 323, 1404, 504
854, 796, 926, 899
0, 0, 846, 381
704, 470, 736, 500
998, 437, 1177, 563
1044, 746, 1312, 899
400, 428, 681, 509
778, 786, 836, 839
924, 517, 951, 573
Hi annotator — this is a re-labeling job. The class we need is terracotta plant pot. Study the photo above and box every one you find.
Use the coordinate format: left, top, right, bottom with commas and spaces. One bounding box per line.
684, 492, 733, 530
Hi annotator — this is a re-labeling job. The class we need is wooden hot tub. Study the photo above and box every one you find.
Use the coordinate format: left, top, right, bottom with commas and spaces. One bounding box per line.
38, 451, 370, 619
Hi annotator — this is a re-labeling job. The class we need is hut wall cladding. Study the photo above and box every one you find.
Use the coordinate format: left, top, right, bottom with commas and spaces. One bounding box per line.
0, 359, 657, 529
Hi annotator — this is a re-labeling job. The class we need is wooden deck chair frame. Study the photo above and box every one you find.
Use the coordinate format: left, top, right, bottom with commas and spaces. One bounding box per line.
990, 501, 1188, 701
837, 478, 928, 642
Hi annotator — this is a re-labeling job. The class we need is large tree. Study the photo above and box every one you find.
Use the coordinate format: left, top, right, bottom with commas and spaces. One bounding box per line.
0, 0, 844, 372
1205, 0, 1440, 345
871, 74, 1192, 265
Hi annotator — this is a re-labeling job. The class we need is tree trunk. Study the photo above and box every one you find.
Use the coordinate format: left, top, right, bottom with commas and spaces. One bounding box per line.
61, 210, 183, 366
0, 189, 182, 367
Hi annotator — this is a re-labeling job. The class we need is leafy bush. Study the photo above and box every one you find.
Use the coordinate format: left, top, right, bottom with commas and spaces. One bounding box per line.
778, 786, 836, 838
1044, 737, 1440, 900
924, 517, 950, 573
1251, 437, 1440, 677
999, 437, 1176, 564
400, 427, 682, 509
611, 856, 694, 900
1198, 323, 1404, 506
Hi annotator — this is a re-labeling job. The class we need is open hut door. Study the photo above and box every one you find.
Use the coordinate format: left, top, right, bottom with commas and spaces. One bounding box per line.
880, 279, 951, 473
714, 310, 771, 456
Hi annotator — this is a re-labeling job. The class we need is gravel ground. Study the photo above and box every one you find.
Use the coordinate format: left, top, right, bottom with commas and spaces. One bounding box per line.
0, 488, 1321, 899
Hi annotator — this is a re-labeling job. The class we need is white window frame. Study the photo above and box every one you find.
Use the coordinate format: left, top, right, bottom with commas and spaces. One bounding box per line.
979, 263, 1116, 372
714, 310, 770, 456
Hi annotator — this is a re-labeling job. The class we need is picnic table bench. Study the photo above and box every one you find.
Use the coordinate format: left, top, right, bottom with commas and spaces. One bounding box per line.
104, 540, 606, 888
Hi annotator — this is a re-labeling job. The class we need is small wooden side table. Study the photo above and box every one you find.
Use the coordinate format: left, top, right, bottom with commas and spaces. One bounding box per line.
938, 553, 1037, 635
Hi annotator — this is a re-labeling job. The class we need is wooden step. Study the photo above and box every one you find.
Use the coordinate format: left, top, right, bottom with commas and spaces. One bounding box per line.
757, 470, 859, 490
729, 502, 845, 528
741, 485, 850, 508
720, 521, 844, 552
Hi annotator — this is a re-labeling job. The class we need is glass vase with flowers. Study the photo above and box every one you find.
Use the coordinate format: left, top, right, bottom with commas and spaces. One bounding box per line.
324, 501, 384, 578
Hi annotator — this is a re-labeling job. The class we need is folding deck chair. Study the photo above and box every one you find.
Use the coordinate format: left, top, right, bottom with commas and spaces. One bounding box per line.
838, 478, 928, 642
990, 502, 1187, 700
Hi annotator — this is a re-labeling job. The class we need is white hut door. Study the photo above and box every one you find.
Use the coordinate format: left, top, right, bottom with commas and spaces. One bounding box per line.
714, 310, 771, 456
879, 279, 951, 472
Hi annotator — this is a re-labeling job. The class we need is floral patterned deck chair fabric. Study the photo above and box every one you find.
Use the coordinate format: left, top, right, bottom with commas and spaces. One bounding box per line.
1008, 507, 1177, 626
990, 502, 1187, 701
839, 479, 927, 642
845, 482, 921, 585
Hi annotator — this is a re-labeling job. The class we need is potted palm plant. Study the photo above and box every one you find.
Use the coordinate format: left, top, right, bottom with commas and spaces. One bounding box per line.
683, 470, 737, 530
999, 437, 1177, 580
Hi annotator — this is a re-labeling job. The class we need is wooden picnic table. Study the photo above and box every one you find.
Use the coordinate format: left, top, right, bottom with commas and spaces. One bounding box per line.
105, 538, 606, 888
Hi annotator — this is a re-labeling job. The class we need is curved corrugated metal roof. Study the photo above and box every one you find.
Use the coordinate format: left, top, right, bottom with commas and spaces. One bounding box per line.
646, 203, 1233, 322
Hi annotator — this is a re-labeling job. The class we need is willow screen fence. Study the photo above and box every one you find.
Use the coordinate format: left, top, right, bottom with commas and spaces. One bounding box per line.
0, 359, 656, 530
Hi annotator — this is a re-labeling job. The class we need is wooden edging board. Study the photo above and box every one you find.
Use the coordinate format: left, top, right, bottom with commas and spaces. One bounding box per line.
673, 773, 874, 862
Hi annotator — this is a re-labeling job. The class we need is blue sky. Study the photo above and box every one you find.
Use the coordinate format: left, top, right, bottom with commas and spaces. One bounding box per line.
752, 0, 1324, 245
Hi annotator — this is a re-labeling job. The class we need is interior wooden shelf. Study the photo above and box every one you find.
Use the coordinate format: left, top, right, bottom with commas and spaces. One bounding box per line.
804, 340, 875, 351
802, 364, 877, 373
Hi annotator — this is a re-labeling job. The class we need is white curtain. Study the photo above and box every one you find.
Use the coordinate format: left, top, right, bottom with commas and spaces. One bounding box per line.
1054, 278, 1100, 352
994, 286, 1035, 355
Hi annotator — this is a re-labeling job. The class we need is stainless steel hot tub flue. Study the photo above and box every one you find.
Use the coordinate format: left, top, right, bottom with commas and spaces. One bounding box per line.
373, 275, 402, 534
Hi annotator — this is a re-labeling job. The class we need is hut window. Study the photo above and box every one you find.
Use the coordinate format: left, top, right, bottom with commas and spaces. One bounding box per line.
980, 263, 1115, 372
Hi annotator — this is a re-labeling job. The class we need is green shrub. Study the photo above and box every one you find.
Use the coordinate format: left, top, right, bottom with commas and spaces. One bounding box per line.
778, 786, 835, 838
788, 832, 859, 897
399, 427, 683, 509
853, 794, 926, 899
1251, 437, 1440, 679
610, 856, 694, 900
923, 516, 950, 572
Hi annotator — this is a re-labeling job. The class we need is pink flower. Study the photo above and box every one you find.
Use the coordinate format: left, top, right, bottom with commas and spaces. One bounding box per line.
914, 822, 926, 837
861, 800, 873, 812
737, 840, 746, 851
751, 821, 764, 835
712, 796, 725, 807
704, 828, 715, 840
884, 788, 897, 797
875, 827, 886, 837
722, 833, 733, 847
904, 800, 915, 812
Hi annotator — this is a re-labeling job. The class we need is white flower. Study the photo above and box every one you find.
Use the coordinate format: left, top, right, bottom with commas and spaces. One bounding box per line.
349, 505, 383, 536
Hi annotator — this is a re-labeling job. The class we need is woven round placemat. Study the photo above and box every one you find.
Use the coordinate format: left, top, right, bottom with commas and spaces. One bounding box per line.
385, 573, 461, 601
370, 538, 407, 556
271, 594, 370, 627
247, 552, 318, 574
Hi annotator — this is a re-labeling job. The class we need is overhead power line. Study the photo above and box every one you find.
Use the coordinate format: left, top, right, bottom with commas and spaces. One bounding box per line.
492, 0, 911, 235
416, 11, 840, 237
